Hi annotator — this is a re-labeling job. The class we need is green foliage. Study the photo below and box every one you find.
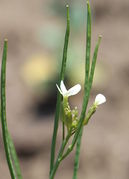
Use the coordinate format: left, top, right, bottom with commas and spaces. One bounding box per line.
50, 5, 70, 174
1, 40, 22, 179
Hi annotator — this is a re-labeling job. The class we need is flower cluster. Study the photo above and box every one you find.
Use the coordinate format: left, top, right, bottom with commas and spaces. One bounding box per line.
56, 81, 106, 133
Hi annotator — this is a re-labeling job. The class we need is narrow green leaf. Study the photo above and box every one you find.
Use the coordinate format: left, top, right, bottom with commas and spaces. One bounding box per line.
85, 0, 91, 83
1, 39, 16, 179
73, 1, 91, 178
50, 5, 70, 174
88, 35, 102, 91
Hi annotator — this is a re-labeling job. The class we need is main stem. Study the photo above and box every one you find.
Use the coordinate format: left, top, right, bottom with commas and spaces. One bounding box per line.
50, 134, 71, 179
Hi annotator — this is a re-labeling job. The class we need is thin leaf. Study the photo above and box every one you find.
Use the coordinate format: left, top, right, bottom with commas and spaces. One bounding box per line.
73, 1, 91, 178
50, 5, 70, 174
88, 35, 102, 91
85, 0, 91, 82
1, 39, 16, 178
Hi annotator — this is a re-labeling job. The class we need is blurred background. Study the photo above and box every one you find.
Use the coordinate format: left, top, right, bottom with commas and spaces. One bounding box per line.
0, 0, 129, 178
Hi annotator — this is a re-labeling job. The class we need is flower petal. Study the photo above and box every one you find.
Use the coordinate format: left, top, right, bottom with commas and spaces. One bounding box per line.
56, 84, 63, 95
95, 94, 106, 105
60, 80, 67, 94
66, 84, 81, 97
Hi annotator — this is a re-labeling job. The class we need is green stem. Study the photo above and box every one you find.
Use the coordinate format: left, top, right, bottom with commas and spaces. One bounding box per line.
73, 128, 83, 179
50, 5, 70, 174
50, 133, 71, 179
1, 39, 16, 179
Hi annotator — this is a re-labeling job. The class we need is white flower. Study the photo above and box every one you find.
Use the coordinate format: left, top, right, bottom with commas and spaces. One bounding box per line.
95, 94, 106, 105
56, 80, 81, 97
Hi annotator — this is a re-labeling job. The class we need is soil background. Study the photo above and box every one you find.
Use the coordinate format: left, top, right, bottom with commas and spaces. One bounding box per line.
0, 0, 129, 179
